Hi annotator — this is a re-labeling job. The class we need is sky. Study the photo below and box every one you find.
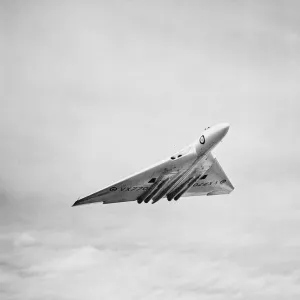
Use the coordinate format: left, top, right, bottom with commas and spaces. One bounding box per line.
1, 0, 300, 299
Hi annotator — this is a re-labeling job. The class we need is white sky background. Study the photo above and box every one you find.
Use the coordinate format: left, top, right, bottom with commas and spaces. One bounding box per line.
1, 0, 300, 299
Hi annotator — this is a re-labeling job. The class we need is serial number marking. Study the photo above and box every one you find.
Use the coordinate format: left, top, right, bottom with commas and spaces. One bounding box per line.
193, 180, 221, 187
120, 186, 149, 192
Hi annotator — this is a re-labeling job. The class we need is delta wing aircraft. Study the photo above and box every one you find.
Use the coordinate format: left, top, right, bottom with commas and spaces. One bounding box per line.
72, 123, 234, 206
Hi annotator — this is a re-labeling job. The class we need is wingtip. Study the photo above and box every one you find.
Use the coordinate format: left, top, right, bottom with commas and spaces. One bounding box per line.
72, 198, 83, 207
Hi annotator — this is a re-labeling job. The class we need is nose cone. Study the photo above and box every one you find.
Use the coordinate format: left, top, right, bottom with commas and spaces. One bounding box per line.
212, 123, 230, 142
218, 123, 230, 137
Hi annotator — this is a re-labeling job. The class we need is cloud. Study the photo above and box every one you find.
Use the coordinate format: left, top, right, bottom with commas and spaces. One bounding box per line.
26, 246, 105, 275
14, 232, 37, 248
2, 239, 300, 300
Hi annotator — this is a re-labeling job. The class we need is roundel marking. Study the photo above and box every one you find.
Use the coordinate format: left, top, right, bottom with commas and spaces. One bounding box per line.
220, 179, 226, 184
110, 186, 118, 191
200, 135, 205, 144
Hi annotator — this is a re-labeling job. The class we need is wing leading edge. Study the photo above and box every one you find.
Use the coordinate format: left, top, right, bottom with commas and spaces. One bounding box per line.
72, 149, 198, 206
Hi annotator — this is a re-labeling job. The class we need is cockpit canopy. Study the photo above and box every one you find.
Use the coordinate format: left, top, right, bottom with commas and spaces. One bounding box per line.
170, 145, 192, 160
